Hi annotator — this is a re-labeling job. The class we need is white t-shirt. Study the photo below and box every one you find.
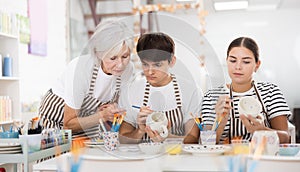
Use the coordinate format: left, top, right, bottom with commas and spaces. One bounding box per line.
119, 74, 203, 128
52, 54, 134, 109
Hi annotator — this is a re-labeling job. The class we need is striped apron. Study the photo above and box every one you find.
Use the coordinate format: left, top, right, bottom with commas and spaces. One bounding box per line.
142, 74, 184, 142
38, 64, 121, 139
227, 81, 270, 143
38, 89, 65, 129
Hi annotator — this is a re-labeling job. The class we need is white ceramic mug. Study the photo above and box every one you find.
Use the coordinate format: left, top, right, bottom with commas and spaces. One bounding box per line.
146, 111, 168, 138
250, 130, 279, 156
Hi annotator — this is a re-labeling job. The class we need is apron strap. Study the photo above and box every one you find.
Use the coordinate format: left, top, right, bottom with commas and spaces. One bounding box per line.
171, 74, 182, 107
110, 76, 121, 104
142, 82, 151, 106
229, 84, 234, 144
252, 81, 271, 127
88, 64, 99, 95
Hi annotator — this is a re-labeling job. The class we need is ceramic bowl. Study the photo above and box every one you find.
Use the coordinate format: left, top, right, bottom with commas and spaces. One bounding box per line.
279, 144, 300, 156
19, 134, 42, 153
238, 96, 261, 117
138, 142, 163, 155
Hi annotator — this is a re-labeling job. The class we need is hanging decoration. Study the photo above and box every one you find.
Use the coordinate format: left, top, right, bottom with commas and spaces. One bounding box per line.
132, 0, 208, 68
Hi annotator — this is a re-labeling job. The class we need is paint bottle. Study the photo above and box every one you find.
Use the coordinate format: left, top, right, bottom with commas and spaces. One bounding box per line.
3, 54, 12, 77
0, 54, 2, 76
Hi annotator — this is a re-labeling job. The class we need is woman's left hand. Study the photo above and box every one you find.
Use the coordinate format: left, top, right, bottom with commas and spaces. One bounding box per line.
240, 114, 265, 133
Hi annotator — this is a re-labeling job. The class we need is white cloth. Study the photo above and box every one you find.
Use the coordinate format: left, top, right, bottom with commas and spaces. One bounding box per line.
119, 74, 203, 128
51, 54, 133, 109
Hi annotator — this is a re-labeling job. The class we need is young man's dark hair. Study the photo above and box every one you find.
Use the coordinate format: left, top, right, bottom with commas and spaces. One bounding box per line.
136, 32, 175, 62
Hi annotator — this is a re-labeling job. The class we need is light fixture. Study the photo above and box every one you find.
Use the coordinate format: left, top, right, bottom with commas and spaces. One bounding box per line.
214, 0, 249, 11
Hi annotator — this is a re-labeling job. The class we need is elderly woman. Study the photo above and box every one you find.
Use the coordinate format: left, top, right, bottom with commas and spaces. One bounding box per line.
38, 19, 134, 139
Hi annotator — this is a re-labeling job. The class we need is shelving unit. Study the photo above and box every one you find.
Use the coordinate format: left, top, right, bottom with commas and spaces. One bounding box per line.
0, 32, 21, 127
0, 130, 72, 172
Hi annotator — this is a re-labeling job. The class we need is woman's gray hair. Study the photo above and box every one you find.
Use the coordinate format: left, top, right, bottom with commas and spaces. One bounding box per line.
88, 19, 134, 64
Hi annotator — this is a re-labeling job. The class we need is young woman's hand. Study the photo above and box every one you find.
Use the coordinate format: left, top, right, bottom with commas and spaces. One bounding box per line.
215, 95, 232, 123
240, 114, 265, 133
145, 126, 164, 142
137, 106, 153, 133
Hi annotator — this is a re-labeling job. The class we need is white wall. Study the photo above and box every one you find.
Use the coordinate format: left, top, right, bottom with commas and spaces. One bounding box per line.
17, 0, 68, 114
168, 9, 300, 110
150, 8, 300, 111
203, 9, 300, 110
69, 0, 89, 60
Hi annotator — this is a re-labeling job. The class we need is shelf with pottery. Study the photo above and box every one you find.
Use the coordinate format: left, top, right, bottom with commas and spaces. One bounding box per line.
0, 31, 21, 126
0, 130, 72, 172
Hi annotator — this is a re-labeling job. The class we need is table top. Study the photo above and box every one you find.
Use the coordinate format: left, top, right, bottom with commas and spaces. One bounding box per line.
33, 144, 300, 172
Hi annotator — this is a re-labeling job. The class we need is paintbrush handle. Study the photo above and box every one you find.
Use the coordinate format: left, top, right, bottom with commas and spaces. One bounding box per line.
132, 105, 141, 109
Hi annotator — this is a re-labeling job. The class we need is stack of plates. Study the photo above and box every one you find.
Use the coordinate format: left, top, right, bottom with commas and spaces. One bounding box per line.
0, 143, 22, 154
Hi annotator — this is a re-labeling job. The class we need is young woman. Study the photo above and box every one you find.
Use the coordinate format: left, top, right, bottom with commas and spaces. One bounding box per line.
38, 19, 134, 139
199, 37, 291, 144
119, 32, 202, 143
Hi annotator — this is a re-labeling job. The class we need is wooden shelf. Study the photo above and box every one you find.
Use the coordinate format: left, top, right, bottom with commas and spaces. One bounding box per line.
0, 77, 19, 81
0, 32, 18, 39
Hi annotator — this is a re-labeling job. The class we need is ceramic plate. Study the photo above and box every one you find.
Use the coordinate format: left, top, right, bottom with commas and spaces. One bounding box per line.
183, 145, 231, 155
0, 146, 22, 151
0, 149, 22, 154
0, 143, 21, 148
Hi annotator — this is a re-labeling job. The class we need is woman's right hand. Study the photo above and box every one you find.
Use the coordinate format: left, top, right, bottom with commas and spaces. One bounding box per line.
98, 103, 125, 122
137, 106, 153, 133
215, 95, 232, 122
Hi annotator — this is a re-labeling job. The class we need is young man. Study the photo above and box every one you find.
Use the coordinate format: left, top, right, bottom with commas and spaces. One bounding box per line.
119, 32, 202, 143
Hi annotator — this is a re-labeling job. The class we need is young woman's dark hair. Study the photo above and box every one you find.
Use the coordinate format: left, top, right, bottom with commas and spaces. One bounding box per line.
136, 32, 175, 62
227, 37, 259, 63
